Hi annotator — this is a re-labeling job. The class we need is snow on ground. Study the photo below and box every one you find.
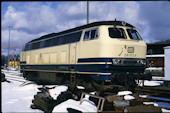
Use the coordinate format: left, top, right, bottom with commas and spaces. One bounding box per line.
152, 76, 164, 81
117, 91, 132, 96
2, 69, 97, 112
137, 80, 164, 86
53, 98, 97, 112
49, 85, 68, 100
139, 95, 170, 102
2, 81, 42, 112
145, 67, 163, 71
3, 66, 20, 71
77, 85, 85, 89
2, 68, 21, 74
116, 91, 135, 100
49, 86, 97, 112
162, 108, 170, 112
124, 95, 135, 100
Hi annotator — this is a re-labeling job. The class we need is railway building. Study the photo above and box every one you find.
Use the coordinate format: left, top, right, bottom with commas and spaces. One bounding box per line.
146, 43, 170, 76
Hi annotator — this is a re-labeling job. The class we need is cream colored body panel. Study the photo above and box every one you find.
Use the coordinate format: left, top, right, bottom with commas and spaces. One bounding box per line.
77, 25, 146, 60
20, 25, 146, 66
21, 44, 70, 65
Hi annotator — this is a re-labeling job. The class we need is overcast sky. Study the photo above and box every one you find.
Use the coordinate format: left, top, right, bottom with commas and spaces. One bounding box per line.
1, 1, 170, 55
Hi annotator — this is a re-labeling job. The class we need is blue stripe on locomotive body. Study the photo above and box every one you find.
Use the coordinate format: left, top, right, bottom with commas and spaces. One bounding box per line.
78, 58, 112, 63
20, 64, 110, 73
77, 58, 146, 73
20, 57, 145, 81
20, 64, 145, 73
20, 61, 26, 64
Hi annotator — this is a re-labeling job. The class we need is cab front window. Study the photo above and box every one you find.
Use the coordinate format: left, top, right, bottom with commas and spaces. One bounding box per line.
127, 29, 143, 40
108, 28, 127, 39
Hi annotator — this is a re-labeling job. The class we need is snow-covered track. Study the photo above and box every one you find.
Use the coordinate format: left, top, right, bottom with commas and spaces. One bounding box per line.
3, 70, 26, 83
5, 75, 26, 83
135, 86, 170, 99
5, 77, 26, 83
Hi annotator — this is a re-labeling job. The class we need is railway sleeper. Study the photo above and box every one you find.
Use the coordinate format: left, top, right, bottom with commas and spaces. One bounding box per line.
124, 104, 162, 113
135, 86, 170, 99
102, 94, 143, 111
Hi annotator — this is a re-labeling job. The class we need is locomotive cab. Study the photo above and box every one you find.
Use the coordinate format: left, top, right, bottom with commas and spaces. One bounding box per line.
101, 24, 146, 87
77, 22, 146, 88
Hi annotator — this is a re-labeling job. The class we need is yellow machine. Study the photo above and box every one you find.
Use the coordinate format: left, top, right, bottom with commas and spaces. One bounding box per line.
9, 61, 20, 66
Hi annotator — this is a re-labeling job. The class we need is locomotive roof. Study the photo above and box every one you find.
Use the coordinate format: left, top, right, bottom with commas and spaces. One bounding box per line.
29, 20, 135, 43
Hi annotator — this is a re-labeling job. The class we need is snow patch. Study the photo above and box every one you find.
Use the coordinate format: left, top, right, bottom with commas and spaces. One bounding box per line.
139, 95, 170, 102
124, 95, 135, 100
2, 82, 42, 112
138, 80, 163, 86
152, 76, 164, 81
161, 108, 170, 112
53, 99, 97, 112
117, 91, 132, 96
77, 85, 85, 89
48, 85, 68, 100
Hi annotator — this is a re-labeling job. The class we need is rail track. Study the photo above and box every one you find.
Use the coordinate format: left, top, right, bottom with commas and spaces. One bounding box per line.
3, 70, 26, 83
135, 86, 170, 99
5, 76, 26, 83
133, 85, 170, 111
139, 95, 170, 104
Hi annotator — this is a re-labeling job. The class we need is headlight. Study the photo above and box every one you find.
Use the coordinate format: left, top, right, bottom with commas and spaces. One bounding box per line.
141, 60, 146, 65
137, 60, 141, 64
112, 59, 124, 65
112, 59, 118, 65
137, 59, 146, 65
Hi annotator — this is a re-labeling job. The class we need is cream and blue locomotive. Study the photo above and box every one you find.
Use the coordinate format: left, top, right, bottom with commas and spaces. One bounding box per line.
20, 20, 147, 88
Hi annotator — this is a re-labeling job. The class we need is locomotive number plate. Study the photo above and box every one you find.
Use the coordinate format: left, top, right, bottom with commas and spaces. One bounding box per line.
127, 47, 134, 53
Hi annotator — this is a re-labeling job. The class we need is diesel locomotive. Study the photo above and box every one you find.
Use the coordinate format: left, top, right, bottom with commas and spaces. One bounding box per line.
20, 20, 147, 89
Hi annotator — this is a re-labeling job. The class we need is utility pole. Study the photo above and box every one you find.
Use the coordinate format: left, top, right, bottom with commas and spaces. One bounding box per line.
87, 1, 89, 24
8, 26, 12, 71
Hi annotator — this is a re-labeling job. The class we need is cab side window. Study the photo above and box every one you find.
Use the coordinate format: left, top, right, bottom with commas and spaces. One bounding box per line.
84, 31, 90, 40
91, 29, 98, 39
83, 28, 99, 41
